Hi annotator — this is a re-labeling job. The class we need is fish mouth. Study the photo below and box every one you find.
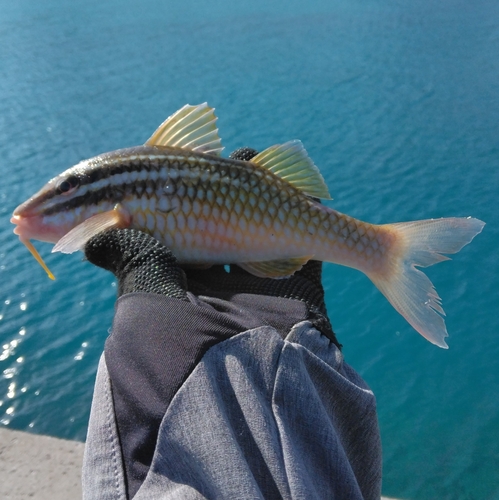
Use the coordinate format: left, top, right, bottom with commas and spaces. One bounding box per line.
10, 213, 62, 243
11, 213, 38, 239
11, 215, 30, 237
11, 215, 22, 234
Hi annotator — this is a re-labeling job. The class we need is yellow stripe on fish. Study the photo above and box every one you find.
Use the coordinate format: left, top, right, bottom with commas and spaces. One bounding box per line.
11, 103, 485, 348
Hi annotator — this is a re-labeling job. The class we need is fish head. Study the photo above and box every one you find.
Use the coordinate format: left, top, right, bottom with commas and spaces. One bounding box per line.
11, 157, 116, 243
13, 165, 85, 243
11, 159, 116, 280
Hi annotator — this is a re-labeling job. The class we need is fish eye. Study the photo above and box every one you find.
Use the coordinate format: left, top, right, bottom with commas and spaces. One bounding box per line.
56, 176, 80, 195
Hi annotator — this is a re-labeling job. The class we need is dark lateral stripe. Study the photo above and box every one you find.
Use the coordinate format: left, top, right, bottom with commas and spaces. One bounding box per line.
41, 178, 162, 216
40, 148, 254, 215
39, 147, 191, 206
81, 151, 167, 185
80, 147, 209, 185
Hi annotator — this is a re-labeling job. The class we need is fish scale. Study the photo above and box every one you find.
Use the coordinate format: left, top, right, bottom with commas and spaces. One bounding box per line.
102, 149, 393, 269
93, 149, 319, 263
11, 103, 484, 347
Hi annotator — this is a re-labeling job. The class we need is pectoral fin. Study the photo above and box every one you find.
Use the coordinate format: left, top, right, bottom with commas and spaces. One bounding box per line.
52, 205, 131, 254
237, 256, 312, 278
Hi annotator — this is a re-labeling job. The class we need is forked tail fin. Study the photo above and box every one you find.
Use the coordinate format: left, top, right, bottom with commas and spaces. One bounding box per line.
368, 218, 485, 348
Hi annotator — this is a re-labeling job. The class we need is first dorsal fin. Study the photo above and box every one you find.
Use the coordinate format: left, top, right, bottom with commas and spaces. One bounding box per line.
250, 140, 332, 200
145, 103, 224, 156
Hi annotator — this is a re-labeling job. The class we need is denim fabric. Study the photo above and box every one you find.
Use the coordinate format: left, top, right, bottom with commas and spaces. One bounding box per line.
83, 322, 381, 499
104, 292, 311, 496
83, 355, 127, 499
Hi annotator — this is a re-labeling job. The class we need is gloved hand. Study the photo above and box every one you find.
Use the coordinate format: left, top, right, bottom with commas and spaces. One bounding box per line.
85, 228, 337, 341
84, 147, 339, 498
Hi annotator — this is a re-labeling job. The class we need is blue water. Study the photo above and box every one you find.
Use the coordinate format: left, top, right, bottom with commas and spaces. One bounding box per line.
1, 0, 498, 497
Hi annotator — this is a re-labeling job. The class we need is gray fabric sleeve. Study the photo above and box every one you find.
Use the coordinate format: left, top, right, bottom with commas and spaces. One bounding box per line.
83, 322, 381, 500
83, 355, 127, 500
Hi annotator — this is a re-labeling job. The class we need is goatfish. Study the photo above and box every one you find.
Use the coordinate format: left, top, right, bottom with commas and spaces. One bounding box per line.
11, 103, 484, 348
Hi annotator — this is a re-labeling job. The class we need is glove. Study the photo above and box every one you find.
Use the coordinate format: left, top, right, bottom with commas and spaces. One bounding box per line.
84, 147, 339, 498
85, 229, 337, 344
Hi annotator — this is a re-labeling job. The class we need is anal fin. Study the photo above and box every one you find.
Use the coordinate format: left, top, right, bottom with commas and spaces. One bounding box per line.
237, 256, 312, 278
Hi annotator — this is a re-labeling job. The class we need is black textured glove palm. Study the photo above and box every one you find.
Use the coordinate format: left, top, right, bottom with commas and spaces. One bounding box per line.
85, 228, 189, 299
83, 146, 339, 498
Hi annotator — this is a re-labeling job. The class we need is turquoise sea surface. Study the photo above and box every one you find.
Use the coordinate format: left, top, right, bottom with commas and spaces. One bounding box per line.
1, 0, 498, 498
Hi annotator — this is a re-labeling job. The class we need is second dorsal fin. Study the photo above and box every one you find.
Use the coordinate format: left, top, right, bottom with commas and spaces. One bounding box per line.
250, 140, 332, 199
145, 103, 224, 156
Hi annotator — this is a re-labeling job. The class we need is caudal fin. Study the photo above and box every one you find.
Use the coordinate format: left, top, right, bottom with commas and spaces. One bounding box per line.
368, 217, 485, 348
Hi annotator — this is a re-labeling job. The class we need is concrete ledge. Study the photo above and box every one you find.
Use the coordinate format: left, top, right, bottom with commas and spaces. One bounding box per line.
0, 428, 84, 500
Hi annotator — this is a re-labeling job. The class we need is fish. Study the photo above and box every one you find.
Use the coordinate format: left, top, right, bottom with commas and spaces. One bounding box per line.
11, 103, 484, 348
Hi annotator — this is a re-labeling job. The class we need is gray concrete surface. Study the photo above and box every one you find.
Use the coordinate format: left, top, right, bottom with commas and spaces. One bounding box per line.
0, 428, 84, 499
